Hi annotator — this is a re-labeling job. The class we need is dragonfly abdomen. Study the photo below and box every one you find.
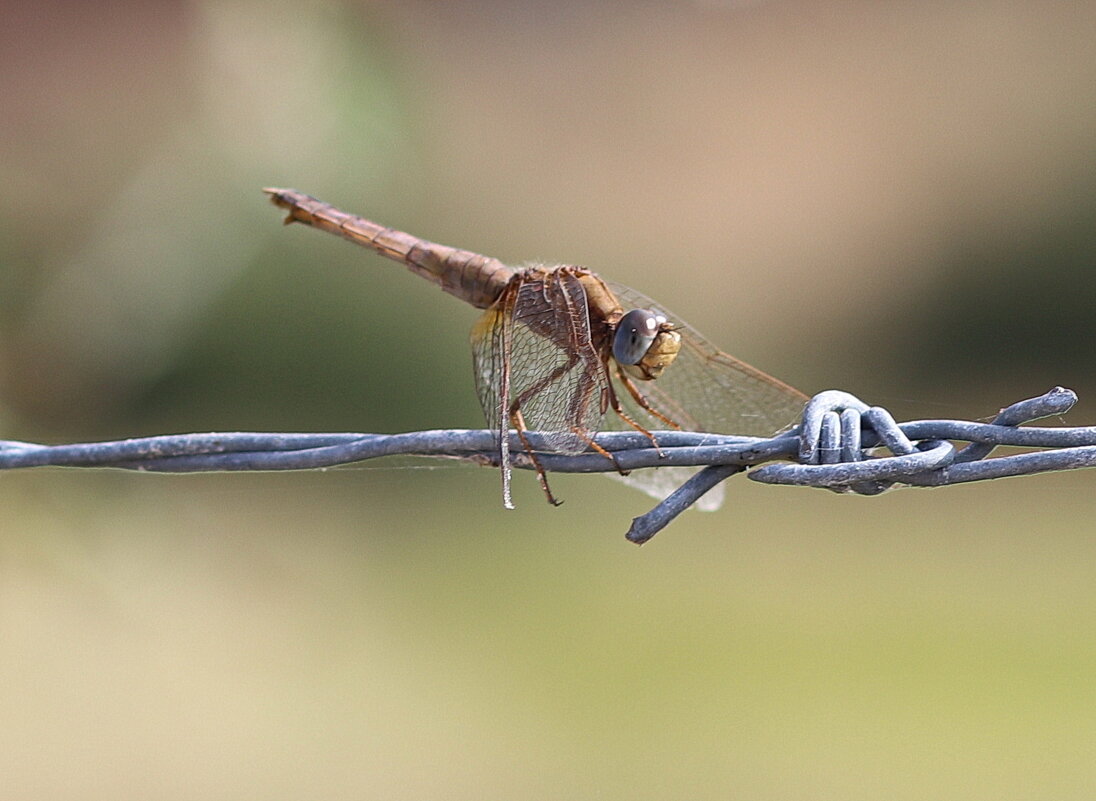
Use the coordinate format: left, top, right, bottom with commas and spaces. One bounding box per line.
264, 188, 515, 309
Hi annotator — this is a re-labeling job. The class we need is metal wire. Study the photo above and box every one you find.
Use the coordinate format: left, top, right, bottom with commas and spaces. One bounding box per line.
2, 387, 1093, 543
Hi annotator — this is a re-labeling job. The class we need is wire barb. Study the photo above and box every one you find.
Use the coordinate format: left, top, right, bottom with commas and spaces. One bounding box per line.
2, 387, 1093, 543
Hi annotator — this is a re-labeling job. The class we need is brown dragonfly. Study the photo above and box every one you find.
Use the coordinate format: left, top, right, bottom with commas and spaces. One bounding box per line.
265, 188, 807, 509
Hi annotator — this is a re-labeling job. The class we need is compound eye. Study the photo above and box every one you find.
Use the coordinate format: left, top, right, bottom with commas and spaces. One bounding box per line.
612, 308, 661, 365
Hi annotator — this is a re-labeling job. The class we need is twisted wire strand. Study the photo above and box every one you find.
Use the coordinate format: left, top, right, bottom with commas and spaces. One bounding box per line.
2, 387, 1093, 544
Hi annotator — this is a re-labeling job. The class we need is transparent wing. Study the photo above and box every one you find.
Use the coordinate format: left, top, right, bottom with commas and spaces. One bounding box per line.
604, 280, 807, 437
470, 306, 505, 439
603, 466, 728, 512
600, 281, 807, 510
471, 272, 805, 508
471, 269, 609, 455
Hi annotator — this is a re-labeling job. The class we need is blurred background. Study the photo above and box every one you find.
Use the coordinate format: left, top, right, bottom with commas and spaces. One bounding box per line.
2, 1, 1096, 798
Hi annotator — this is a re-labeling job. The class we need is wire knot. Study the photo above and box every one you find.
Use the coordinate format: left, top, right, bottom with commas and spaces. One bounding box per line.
749, 386, 1079, 492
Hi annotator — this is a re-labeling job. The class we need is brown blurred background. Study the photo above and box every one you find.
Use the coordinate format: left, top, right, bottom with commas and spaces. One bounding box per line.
2, 1, 1095, 798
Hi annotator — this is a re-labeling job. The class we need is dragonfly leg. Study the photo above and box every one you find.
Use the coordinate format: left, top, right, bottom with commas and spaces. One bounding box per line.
614, 366, 683, 431
570, 427, 630, 476
510, 407, 563, 506
608, 366, 687, 458
506, 352, 584, 507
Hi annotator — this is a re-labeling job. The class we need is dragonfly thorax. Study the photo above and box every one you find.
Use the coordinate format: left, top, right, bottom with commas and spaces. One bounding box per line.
613, 308, 682, 381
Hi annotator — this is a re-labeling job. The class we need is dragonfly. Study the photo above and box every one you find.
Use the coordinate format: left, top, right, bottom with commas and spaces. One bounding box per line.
264, 188, 807, 509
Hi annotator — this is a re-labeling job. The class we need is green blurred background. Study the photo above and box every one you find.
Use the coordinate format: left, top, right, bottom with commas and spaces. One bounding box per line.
2, 1, 1096, 798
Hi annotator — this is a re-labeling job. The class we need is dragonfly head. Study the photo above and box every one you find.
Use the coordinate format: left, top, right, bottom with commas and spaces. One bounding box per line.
612, 308, 682, 381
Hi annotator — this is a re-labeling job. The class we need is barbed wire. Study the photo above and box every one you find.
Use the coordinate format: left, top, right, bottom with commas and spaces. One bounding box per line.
2, 387, 1093, 543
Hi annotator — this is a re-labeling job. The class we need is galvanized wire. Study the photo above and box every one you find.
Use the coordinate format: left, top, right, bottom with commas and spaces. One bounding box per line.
2, 387, 1093, 543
